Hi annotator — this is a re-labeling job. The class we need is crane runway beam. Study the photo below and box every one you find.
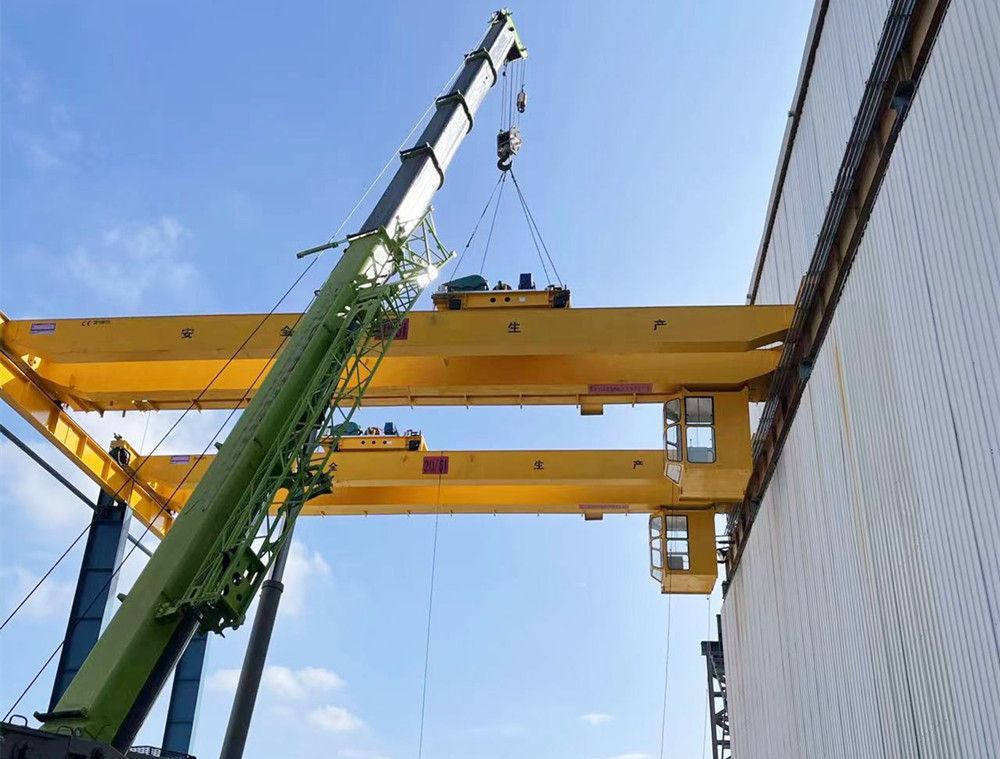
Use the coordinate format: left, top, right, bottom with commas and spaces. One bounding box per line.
0, 305, 792, 413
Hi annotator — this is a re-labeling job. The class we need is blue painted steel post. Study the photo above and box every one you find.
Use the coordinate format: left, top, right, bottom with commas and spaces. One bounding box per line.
48, 487, 131, 710
162, 631, 209, 755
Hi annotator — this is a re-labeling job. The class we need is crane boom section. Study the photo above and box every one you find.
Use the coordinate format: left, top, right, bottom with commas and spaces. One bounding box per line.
40, 11, 525, 749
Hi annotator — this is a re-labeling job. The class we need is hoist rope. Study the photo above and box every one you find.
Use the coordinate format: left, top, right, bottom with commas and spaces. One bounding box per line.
0, 261, 319, 641
4, 344, 288, 720
0, 522, 90, 632
509, 169, 563, 285
509, 172, 552, 285
416, 471, 445, 759
331, 60, 464, 243
514, 58, 526, 128
451, 173, 505, 277
702, 597, 712, 759
499, 64, 507, 131
478, 173, 508, 275
3, 59, 467, 714
658, 566, 674, 759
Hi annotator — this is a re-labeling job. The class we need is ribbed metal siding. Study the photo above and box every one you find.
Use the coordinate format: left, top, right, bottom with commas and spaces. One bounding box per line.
725, 1, 1000, 757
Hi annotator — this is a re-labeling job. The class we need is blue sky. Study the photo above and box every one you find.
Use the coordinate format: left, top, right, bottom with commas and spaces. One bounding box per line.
0, 2, 812, 757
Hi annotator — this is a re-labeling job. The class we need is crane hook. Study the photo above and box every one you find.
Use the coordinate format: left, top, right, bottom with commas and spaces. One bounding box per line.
496, 126, 522, 172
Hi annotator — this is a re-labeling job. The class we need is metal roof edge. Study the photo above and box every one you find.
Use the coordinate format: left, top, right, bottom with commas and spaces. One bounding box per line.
746, 0, 830, 305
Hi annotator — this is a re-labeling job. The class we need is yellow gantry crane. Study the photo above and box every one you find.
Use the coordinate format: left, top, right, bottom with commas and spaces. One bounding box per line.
2, 295, 785, 598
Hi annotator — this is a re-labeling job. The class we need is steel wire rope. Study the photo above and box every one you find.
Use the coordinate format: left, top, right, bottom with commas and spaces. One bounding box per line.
477, 173, 508, 275
498, 64, 506, 130
3, 57, 468, 712
516, 58, 526, 128
509, 168, 553, 285
1, 406, 161, 631
3, 330, 297, 721
331, 60, 464, 244
702, 596, 712, 759
508, 169, 563, 285
451, 173, 505, 278
0, 262, 319, 635
658, 557, 674, 759
0, 57, 464, 637
0, 523, 91, 631
416, 467, 445, 759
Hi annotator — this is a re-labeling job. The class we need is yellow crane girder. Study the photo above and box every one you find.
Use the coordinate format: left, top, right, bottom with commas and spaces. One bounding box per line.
127, 444, 726, 595
0, 305, 791, 413
135, 448, 744, 516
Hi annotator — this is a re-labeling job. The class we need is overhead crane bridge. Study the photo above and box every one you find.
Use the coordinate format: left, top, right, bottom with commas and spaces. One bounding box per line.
1, 304, 784, 597
0, 9, 793, 758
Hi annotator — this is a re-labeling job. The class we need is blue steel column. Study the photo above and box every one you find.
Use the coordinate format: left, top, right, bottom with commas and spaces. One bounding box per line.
161, 631, 208, 755
48, 487, 131, 710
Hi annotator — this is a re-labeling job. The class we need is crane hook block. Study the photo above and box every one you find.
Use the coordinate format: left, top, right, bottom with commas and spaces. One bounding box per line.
516, 88, 527, 113
497, 126, 522, 171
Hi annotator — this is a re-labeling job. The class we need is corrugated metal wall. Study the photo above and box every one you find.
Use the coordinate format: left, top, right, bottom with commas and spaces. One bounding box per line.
723, 0, 1000, 756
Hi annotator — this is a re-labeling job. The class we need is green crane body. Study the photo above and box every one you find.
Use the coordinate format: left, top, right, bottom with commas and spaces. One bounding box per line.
37, 11, 526, 750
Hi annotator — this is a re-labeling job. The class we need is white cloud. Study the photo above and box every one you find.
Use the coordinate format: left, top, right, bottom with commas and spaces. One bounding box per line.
206, 665, 343, 700
0, 566, 75, 620
63, 216, 201, 311
298, 666, 346, 691
0, 440, 91, 538
607, 754, 650, 759
1, 49, 82, 171
280, 541, 332, 617
580, 712, 614, 726
307, 705, 364, 733
466, 723, 525, 738
206, 668, 241, 693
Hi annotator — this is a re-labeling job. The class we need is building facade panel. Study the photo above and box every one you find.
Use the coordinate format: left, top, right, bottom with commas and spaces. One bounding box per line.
725, 0, 1000, 756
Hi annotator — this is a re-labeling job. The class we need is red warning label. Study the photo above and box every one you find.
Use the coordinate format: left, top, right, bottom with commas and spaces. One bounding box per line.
422, 455, 449, 475
587, 383, 653, 394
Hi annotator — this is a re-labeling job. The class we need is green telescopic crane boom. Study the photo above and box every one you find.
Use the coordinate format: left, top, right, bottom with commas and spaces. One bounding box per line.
37, 10, 526, 750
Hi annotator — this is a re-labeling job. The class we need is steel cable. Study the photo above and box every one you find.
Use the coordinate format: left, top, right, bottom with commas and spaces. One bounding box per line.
658, 563, 674, 759
3, 330, 296, 720
477, 173, 508, 276
702, 596, 712, 759
451, 173, 505, 277
509, 170, 553, 285
508, 170, 563, 285
416, 470, 444, 759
